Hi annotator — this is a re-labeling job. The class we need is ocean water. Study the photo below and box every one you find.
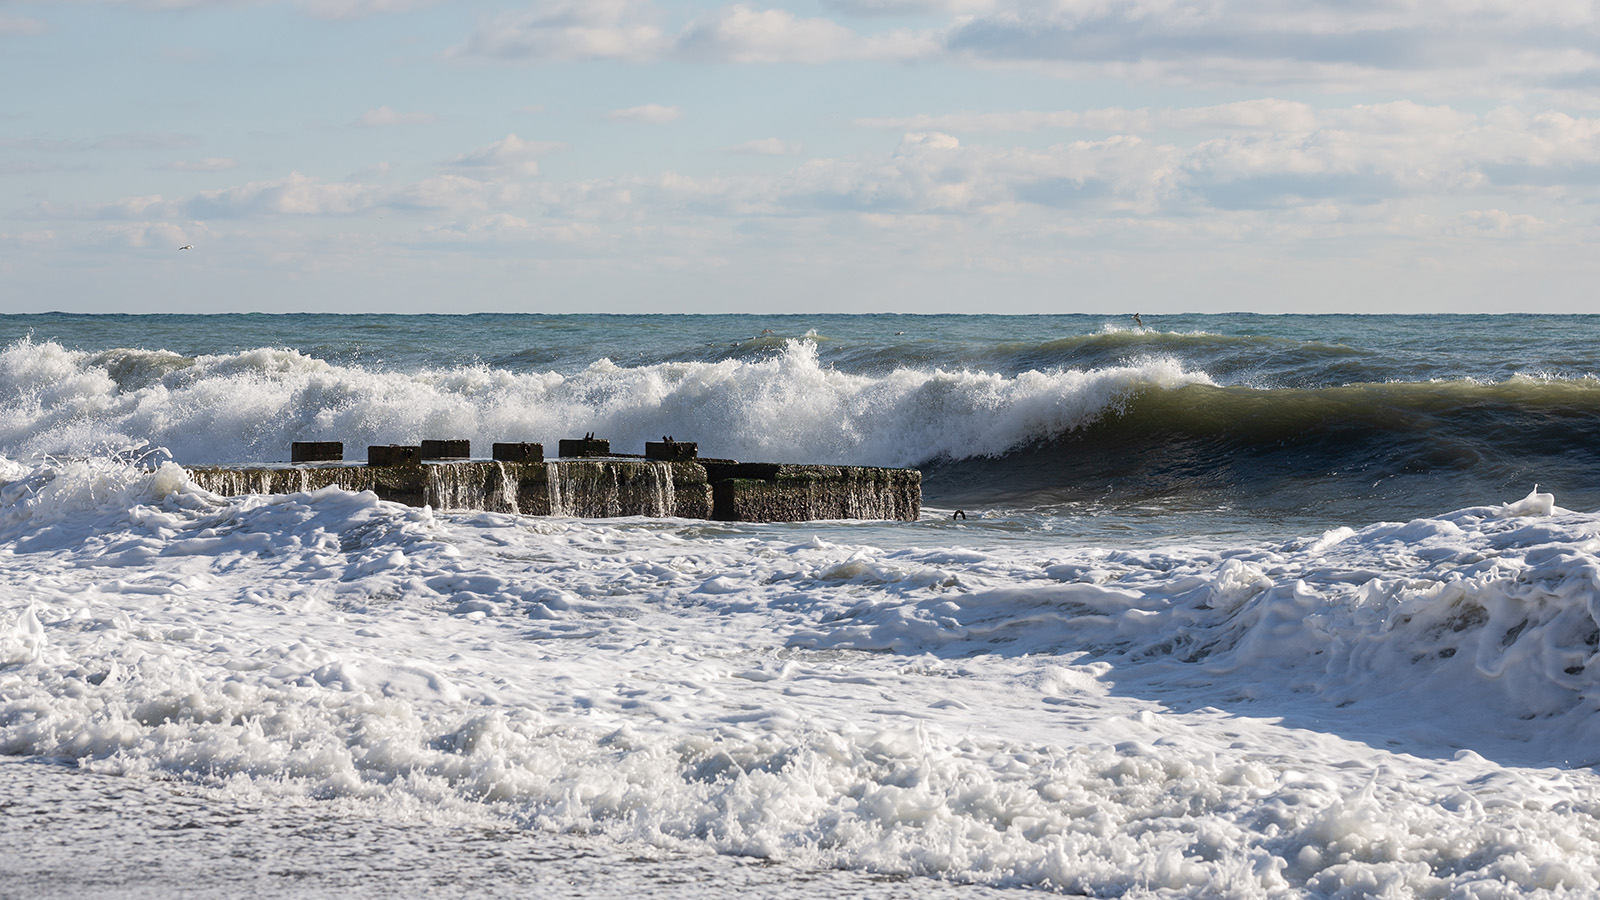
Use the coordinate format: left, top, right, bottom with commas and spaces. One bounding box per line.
5, 313, 1600, 898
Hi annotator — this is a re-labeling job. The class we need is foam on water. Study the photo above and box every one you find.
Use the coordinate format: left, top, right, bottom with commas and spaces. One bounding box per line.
4, 457, 1600, 896
800, 487, 1600, 747
12, 331, 1600, 530
0, 336, 1209, 468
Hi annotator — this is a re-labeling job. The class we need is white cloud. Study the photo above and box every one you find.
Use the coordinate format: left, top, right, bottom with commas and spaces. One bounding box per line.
34, 0, 1600, 98
355, 106, 439, 127
354, 161, 394, 180
1451, 209, 1551, 239
53, 172, 505, 220
164, 172, 519, 219
451, 0, 667, 63
445, 134, 565, 176
605, 103, 683, 124
895, 131, 961, 153
858, 99, 1465, 136
675, 4, 932, 63
859, 108, 1088, 133
101, 195, 176, 219
92, 221, 200, 249
293, 0, 435, 19
422, 214, 605, 244
941, 0, 1600, 94
725, 137, 800, 155
821, 0, 993, 14
185, 173, 384, 217
763, 106, 1600, 217
453, 0, 936, 64
0, 229, 57, 248
20, 102, 1600, 315
30, 104, 1600, 263
441, 0, 1600, 95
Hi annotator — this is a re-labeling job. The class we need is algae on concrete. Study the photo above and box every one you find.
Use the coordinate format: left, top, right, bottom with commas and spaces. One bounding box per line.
708, 465, 920, 522
186, 458, 917, 522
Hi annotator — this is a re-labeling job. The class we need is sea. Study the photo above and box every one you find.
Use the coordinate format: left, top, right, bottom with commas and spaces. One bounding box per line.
4, 312, 1600, 898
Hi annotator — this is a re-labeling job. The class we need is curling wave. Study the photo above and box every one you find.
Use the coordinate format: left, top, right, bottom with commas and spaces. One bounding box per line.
7, 335, 1600, 519
0, 336, 1211, 469
924, 376, 1600, 519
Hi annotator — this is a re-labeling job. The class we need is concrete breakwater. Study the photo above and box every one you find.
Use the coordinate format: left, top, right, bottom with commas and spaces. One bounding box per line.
186, 442, 921, 522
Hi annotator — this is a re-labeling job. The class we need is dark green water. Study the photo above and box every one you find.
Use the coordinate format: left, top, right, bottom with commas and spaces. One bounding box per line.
4, 312, 1598, 542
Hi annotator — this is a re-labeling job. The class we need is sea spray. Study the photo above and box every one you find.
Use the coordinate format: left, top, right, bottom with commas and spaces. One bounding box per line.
8, 314, 1600, 897
4, 457, 1600, 895
0, 337, 1206, 469
11, 332, 1600, 527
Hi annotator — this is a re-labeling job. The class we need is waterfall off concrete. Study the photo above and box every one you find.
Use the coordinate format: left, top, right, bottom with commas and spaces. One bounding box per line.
427, 461, 520, 514
546, 459, 677, 518
186, 458, 920, 522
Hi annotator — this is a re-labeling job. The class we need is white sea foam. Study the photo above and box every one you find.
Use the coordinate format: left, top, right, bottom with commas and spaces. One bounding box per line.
4, 457, 1600, 896
0, 337, 1210, 467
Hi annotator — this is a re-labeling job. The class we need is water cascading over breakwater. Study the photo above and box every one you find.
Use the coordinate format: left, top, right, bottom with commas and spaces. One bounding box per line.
546, 459, 675, 518
426, 461, 520, 514
193, 468, 313, 497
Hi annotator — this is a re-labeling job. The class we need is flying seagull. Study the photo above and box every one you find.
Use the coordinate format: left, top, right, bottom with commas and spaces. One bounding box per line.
178, 244, 193, 250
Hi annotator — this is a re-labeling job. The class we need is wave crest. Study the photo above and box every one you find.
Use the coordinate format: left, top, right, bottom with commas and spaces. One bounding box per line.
0, 337, 1214, 466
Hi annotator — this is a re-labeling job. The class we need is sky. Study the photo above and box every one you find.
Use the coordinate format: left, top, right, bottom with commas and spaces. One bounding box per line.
2, 0, 1599, 314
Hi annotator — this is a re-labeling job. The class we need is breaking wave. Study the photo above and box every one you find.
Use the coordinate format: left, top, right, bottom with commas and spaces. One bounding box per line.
6, 335, 1600, 518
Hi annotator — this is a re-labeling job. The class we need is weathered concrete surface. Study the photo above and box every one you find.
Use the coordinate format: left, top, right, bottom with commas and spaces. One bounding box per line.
420, 439, 470, 460
187, 459, 709, 518
557, 438, 610, 458
291, 441, 343, 462
645, 440, 697, 462
368, 445, 421, 467
492, 442, 544, 463
707, 464, 920, 522
185, 458, 919, 522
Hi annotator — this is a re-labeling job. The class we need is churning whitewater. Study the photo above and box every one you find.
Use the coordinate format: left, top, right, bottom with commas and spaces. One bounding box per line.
7, 313, 1600, 898
0, 333, 1209, 469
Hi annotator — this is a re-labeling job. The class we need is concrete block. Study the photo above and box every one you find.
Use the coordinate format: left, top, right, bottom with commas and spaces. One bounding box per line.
421, 439, 470, 460
645, 440, 698, 461
188, 457, 917, 522
709, 464, 921, 522
558, 437, 610, 458
291, 441, 343, 462
368, 445, 421, 467
702, 462, 780, 482
492, 442, 545, 463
